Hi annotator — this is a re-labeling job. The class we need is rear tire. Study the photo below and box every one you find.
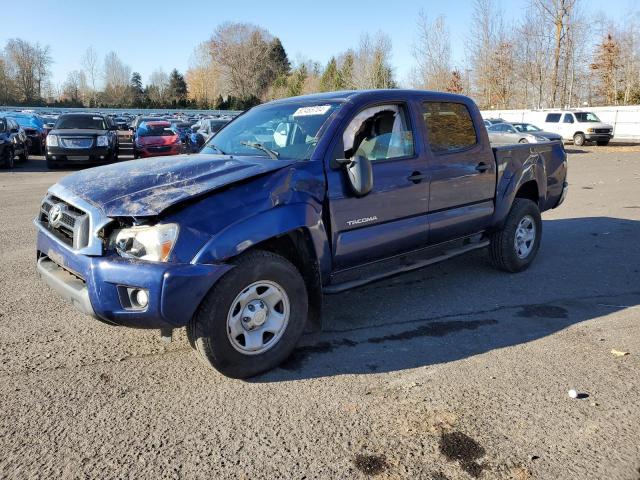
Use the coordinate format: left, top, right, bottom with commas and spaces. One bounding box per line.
596, 140, 609, 146
573, 133, 585, 146
489, 198, 542, 273
187, 250, 308, 379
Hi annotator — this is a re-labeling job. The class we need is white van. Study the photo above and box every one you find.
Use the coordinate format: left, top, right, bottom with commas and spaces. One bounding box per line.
540, 111, 614, 146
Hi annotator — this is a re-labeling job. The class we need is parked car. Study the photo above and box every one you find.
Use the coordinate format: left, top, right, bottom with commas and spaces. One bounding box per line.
540, 111, 613, 146
0, 117, 29, 168
0, 113, 46, 154
484, 118, 505, 126
45, 113, 119, 169
112, 117, 130, 130
193, 118, 230, 138
133, 121, 182, 158
168, 120, 193, 145
130, 116, 164, 132
34, 90, 567, 378
511, 123, 563, 143
487, 122, 560, 145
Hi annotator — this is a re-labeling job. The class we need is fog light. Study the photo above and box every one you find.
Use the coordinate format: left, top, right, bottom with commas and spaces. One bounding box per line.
134, 289, 149, 308
124, 287, 149, 309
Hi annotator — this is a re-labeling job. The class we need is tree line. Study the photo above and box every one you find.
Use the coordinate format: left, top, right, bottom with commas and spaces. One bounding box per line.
1, 0, 639, 111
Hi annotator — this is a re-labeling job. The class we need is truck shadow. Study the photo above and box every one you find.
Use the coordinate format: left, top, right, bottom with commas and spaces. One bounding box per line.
253, 216, 640, 382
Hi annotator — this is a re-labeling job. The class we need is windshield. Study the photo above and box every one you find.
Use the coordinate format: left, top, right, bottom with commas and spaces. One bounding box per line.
138, 124, 176, 137
574, 112, 601, 122
201, 102, 342, 160
56, 115, 106, 130
513, 123, 541, 132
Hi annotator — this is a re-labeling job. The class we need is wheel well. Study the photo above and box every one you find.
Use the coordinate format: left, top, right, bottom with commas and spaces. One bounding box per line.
515, 180, 539, 205
249, 229, 322, 331
573, 131, 584, 137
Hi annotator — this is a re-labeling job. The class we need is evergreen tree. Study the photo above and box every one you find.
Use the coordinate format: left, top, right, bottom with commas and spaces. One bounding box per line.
168, 68, 188, 107
269, 38, 290, 77
287, 65, 308, 97
338, 53, 354, 90
319, 57, 339, 92
129, 72, 144, 106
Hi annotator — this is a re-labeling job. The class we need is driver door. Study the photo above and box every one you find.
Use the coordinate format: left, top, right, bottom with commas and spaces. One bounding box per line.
325, 102, 429, 270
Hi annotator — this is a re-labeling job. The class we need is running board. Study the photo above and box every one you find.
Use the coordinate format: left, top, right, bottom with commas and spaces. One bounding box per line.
324, 240, 490, 294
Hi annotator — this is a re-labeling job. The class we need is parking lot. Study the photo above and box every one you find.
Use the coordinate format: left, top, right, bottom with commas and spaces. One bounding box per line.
0, 146, 639, 479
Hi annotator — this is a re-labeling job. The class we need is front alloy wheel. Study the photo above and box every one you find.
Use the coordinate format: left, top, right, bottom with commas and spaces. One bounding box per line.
227, 280, 290, 355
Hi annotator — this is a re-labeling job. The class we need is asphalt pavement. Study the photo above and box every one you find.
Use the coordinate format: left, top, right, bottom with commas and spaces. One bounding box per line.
0, 146, 639, 479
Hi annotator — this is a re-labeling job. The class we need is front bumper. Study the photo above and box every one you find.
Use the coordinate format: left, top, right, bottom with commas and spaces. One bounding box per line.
584, 133, 613, 141
46, 145, 113, 163
136, 144, 182, 158
36, 224, 232, 329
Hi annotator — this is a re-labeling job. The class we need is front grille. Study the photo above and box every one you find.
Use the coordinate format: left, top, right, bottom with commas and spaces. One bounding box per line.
39, 195, 90, 249
595, 128, 611, 134
60, 137, 93, 149
148, 145, 171, 152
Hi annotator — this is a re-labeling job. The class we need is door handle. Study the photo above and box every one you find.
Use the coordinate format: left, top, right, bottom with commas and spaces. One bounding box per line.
408, 171, 427, 183
475, 162, 490, 172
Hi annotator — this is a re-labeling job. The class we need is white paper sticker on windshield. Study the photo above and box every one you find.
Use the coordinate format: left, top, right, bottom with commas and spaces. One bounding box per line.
293, 105, 332, 117
93, 117, 102, 120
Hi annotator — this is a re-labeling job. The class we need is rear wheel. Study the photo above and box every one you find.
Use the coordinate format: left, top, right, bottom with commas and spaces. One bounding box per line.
489, 198, 542, 272
573, 132, 585, 146
187, 250, 308, 379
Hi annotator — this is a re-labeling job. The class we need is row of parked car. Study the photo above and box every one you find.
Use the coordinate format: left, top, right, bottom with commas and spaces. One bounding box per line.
483, 110, 614, 147
0, 109, 234, 169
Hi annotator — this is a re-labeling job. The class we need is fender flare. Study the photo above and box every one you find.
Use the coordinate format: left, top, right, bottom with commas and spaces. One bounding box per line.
491, 153, 547, 229
192, 203, 331, 276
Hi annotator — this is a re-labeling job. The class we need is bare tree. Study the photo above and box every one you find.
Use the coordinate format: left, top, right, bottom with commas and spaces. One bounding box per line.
61, 70, 84, 103
208, 22, 274, 100
4, 39, 51, 103
412, 12, 451, 91
103, 51, 131, 106
351, 32, 395, 89
81, 46, 100, 106
147, 69, 169, 105
535, 0, 577, 107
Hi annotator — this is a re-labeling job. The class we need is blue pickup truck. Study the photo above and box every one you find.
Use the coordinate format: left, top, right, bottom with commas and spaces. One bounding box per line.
35, 90, 568, 378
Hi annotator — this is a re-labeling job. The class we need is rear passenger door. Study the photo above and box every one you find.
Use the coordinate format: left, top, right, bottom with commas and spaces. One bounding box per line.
326, 102, 429, 270
420, 101, 496, 244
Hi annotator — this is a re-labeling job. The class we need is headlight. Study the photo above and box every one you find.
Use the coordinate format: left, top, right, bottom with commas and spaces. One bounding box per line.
534, 136, 547, 142
587, 128, 594, 133
96, 135, 109, 147
47, 134, 58, 147
109, 223, 179, 262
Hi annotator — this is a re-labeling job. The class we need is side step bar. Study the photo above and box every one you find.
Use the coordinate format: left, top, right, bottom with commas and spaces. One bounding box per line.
324, 240, 490, 294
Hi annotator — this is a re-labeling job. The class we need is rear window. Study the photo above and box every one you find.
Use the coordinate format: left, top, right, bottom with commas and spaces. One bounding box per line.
545, 113, 562, 123
56, 115, 106, 130
422, 102, 477, 153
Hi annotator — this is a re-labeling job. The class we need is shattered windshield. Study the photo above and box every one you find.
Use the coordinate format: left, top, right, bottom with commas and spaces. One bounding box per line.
201, 102, 342, 160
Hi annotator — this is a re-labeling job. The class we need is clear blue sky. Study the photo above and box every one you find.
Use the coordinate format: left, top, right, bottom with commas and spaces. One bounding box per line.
1, 0, 636, 88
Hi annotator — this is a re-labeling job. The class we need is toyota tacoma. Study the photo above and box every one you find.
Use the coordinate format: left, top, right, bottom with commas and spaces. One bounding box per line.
35, 90, 568, 378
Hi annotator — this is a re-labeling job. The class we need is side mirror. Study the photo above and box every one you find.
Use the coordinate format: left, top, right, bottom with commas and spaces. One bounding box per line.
337, 155, 373, 197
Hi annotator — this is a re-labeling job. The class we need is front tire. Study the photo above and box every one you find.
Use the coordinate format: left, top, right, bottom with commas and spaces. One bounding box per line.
45, 156, 58, 169
187, 250, 308, 379
2, 147, 15, 169
18, 147, 28, 162
573, 133, 585, 146
489, 198, 542, 272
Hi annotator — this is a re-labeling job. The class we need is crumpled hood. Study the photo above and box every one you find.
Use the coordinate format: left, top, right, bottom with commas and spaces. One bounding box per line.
57, 154, 297, 217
